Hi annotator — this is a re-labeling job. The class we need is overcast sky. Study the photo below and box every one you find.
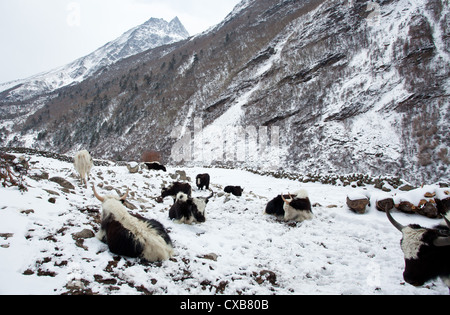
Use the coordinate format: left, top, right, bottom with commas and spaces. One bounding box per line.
0, 0, 241, 84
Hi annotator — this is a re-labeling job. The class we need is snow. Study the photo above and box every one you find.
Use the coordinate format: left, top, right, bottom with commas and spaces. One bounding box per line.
0, 152, 448, 295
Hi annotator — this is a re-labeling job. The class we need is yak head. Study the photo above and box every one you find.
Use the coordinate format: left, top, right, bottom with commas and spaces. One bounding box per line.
386, 207, 450, 287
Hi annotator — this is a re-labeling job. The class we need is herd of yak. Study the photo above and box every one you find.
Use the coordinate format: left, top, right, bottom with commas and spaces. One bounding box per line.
71, 150, 450, 293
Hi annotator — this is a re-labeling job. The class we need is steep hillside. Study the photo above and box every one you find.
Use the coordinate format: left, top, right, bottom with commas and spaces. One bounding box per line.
0, 0, 448, 185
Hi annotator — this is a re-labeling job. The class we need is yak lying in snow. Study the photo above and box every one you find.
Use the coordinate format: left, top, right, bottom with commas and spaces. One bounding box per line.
265, 190, 313, 223
169, 190, 214, 224
93, 185, 173, 262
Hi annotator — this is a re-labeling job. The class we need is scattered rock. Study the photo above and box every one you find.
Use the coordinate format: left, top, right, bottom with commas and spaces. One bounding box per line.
395, 200, 439, 218
170, 170, 190, 182
30, 171, 49, 181
346, 196, 369, 214
72, 229, 95, 240
375, 198, 394, 212
416, 200, 438, 219
94, 275, 118, 285
75, 239, 88, 251
198, 253, 219, 262
127, 162, 140, 174
37, 269, 57, 277
48, 197, 56, 204
0, 233, 14, 239
49, 177, 75, 190
44, 189, 60, 196
399, 185, 416, 191
396, 201, 415, 214
254, 270, 277, 286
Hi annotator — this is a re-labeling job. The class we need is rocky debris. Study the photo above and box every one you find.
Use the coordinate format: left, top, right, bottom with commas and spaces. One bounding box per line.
127, 162, 140, 174
254, 270, 277, 286
375, 198, 394, 212
0, 233, 14, 239
170, 170, 190, 182
347, 194, 370, 214
393, 186, 443, 218
49, 177, 75, 190
44, 189, 60, 196
198, 253, 219, 262
72, 229, 95, 240
30, 171, 49, 182
0, 233, 14, 247
20, 209, 34, 215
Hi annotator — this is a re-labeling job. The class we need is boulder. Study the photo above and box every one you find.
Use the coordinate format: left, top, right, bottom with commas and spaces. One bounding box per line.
127, 162, 139, 174
347, 193, 369, 214
72, 229, 95, 240
416, 200, 438, 218
49, 177, 75, 190
375, 198, 394, 212
395, 201, 415, 214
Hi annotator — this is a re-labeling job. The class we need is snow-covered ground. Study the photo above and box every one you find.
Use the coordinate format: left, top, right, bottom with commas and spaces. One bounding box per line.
0, 152, 448, 295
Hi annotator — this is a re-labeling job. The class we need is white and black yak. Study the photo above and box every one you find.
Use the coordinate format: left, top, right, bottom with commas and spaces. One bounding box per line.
169, 190, 214, 224
265, 190, 313, 222
386, 208, 450, 290
93, 185, 173, 262
74, 150, 93, 188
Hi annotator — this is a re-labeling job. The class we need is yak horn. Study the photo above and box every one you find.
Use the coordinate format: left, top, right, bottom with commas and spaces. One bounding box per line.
120, 188, 129, 201
386, 206, 405, 232
433, 215, 450, 247
444, 215, 450, 229
281, 194, 291, 205
434, 237, 450, 247
206, 189, 214, 201
92, 185, 105, 202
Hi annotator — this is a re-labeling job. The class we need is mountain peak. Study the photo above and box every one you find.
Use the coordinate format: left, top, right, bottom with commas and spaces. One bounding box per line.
169, 16, 190, 38
0, 16, 190, 102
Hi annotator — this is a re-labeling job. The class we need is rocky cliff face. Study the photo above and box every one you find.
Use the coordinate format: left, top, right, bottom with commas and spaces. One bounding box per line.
0, 0, 448, 185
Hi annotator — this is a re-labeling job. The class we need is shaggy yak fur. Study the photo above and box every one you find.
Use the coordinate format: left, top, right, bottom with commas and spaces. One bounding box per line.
94, 186, 173, 262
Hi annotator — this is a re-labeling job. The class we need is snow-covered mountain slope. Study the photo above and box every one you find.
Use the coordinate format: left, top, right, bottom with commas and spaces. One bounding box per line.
0, 17, 189, 103
0, 151, 448, 295
0, 0, 448, 185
